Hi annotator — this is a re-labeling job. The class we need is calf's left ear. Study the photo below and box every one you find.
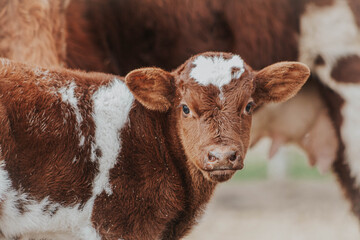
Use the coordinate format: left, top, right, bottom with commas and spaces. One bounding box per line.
253, 62, 310, 104
125, 67, 174, 112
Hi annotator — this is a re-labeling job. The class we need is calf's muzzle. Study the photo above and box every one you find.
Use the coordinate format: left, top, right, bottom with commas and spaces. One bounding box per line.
203, 145, 244, 171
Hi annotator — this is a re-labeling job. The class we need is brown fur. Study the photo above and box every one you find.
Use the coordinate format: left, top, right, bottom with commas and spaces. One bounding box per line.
0, 0, 69, 67
254, 62, 311, 103
65, 0, 112, 72
348, 0, 360, 27
331, 55, 360, 83
0, 59, 111, 207
65, 0, 300, 74
65, 0, 336, 75
125, 68, 175, 111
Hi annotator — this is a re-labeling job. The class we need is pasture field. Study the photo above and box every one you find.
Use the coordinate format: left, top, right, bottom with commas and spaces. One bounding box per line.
185, 146, 360, 240
185, 179, 359, 240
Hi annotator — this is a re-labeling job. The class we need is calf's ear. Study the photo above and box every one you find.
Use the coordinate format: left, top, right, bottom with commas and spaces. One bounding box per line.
125, 67, 174, 112
253, 62, 310, 104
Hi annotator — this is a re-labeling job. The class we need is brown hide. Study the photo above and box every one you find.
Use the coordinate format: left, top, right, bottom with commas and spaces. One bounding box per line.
125, 67, 175, 111
0, 59, 113, 207
65, 0, 336, 74
65, 0, 302, 74
66, 0, 111, 72
331, 55, 360, 83
348, 0, 360, 27
253, 62, 310, 103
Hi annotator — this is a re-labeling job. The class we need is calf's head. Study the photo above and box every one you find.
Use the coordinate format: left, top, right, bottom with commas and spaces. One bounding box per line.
125, 52, 310, 182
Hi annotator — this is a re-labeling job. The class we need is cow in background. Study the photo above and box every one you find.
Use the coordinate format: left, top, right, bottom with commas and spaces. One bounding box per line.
0, 0, 69, 67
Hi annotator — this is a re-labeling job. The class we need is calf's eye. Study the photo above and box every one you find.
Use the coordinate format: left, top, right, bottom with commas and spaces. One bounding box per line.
182, 105, 190, 115
244, 101, 255, 115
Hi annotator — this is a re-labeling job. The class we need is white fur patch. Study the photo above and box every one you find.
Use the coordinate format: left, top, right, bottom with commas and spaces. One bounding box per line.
91, 78, 134, 196
299, 0, 360, 185
34, 68, 50, 78
0, 58, 10, 67
58, 82, 85, 147
190, 54, 245, 89
0, 78, 134, 239
0, 162, 100, 240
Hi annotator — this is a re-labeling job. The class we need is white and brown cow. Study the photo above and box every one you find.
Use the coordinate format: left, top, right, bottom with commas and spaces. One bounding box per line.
0, 53, 309, 239
299, 0, 360, 215
63, 0, 360, 220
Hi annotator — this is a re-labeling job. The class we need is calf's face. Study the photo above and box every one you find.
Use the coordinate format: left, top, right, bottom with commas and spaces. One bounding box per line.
125, 52, 310, 182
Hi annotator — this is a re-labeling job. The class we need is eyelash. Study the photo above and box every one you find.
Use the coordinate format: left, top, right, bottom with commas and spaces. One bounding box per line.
180, 101, 255, 117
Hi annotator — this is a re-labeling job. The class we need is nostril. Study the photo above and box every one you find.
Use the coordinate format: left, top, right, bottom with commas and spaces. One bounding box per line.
208, 152, 217, 162
229, 152, 237, 162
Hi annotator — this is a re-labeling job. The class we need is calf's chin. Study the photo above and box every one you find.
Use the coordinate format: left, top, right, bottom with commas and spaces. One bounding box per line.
207, 170, 237, 182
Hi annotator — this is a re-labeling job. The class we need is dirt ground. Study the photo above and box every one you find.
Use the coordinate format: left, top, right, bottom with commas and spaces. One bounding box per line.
185, 179, 360, 240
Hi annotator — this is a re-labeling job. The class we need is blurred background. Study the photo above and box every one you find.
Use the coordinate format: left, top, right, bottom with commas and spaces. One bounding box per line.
185, 139, 360, 240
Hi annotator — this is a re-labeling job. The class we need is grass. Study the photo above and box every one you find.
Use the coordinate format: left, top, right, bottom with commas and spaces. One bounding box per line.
231, 144, 332, 181
232, 158, 268, 181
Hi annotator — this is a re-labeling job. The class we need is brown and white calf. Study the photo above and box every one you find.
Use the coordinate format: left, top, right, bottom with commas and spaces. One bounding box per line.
64, 0, 360, 220
0, 53, 309, 239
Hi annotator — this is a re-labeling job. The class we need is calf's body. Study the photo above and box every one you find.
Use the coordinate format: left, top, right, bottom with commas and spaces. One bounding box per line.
0, 53, 308, 239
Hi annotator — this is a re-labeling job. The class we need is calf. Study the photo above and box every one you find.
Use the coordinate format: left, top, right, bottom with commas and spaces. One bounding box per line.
0, 53, 309, 239
64, 0, 360, 220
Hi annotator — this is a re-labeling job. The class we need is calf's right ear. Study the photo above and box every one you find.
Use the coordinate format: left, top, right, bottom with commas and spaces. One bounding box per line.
253, 62, 310, 104
125, 67, 174, 112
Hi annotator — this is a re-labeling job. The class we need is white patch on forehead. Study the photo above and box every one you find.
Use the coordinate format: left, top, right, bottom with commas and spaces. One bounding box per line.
190, 55, 245, 89
58, 82, 85, 147
0, 162, 100, 239
299, 0, 360, 186
91, 78, 134, 196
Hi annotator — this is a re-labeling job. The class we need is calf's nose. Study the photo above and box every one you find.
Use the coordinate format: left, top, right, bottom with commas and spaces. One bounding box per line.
204, 146, 243, 170
207, 150, 237, 163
